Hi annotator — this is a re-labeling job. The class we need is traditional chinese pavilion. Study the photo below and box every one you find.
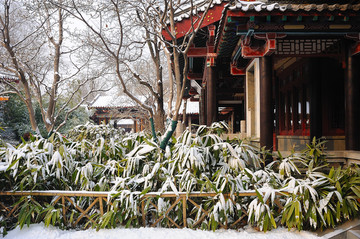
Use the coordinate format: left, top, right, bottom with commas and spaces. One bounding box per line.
88, 95, 148, 132
165, 0, 360, 153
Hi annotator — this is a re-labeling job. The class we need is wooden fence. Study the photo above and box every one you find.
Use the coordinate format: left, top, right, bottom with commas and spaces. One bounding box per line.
0, 190, 284, 229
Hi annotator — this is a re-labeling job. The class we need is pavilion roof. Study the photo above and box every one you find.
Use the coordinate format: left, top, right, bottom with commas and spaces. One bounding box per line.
0, 71, 17, 82
173, 0, 360, 23
88, 95, 147, 109
226, 1, 360, 12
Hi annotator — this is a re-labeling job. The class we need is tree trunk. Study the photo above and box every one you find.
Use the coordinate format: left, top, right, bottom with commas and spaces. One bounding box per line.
154, 110, 165, 132
23, 82, 38, 132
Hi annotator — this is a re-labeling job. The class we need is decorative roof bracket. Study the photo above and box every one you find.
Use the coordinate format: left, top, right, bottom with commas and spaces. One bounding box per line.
230, 63, 246, 75
241, 33, 286, 58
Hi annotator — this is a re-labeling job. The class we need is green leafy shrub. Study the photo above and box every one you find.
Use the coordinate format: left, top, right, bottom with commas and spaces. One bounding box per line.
0, 122, 359, 233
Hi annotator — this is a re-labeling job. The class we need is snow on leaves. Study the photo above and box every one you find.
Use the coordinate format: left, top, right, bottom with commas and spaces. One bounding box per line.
0, 123, 359, 232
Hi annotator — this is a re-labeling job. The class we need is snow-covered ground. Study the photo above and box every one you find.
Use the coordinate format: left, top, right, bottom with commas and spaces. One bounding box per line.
2, 223, 322, 239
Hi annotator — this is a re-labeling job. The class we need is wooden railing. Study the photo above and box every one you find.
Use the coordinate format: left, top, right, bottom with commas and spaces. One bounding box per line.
0, 190, 284, 229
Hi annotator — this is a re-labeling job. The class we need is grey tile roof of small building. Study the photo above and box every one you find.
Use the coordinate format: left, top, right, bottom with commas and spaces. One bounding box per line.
88, 95, 147, 109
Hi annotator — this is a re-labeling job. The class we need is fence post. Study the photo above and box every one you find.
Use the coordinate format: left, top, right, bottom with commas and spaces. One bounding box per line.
182, 195, 187, 228
142, 200, 146, 226
62, 196, 66, 224
99, 197, 104, 216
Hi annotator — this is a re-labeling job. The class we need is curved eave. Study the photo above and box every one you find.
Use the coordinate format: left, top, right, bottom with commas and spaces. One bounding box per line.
227, 2, 360, 13
215, 1, 360, 58
162, 1, 228, 41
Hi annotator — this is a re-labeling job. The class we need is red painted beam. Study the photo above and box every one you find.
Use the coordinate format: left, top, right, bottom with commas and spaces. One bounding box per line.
230, 64, 246, 75
187, 45, 215, 57
188, 72, 203, 80
188, 47, 207, 57
162, 2, 227, 41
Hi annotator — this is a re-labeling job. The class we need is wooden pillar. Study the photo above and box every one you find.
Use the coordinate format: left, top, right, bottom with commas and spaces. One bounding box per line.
188, 115, 192, 132
200, 88, 206, 125
206, 66, 217, 126
345, 48, 360, 150
133, 120, 137, 133
274, 72, 279, 151
259, 56, 273, 149
309, 58, 322, 141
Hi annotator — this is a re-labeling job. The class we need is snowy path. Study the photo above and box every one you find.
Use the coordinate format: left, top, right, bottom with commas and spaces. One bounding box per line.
2, 223, 322, 239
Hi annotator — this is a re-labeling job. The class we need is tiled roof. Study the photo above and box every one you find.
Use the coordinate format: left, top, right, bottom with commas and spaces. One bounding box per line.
0, 71, 17, 80
88, 95, 146, 109
175, 0, 360, 22
174, 0, 225, 22
227, 1, 360, 12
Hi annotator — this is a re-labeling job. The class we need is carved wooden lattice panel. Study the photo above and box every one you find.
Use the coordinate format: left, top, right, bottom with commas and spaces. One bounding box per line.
275, 39, 341, 56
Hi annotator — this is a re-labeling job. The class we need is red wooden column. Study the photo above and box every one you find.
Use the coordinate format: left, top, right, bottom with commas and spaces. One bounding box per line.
259, 56, 273, 149
206, 66, 217, 126
345, 47, 360, 150
200, 88, 206, 125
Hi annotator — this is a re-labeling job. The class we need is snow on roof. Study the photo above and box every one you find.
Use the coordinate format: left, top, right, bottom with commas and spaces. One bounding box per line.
117, 119, 134, 125
0, 71, 17, 80
174, 0, 224, 22
89, 95, 146, 109
228, 1, 360, 12
179, 99, 199, 115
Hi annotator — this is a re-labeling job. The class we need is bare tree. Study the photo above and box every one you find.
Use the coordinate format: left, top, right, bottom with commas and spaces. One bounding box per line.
55, 0, 213, 148
0, 0, 109, 134
139, 0, 214, 148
